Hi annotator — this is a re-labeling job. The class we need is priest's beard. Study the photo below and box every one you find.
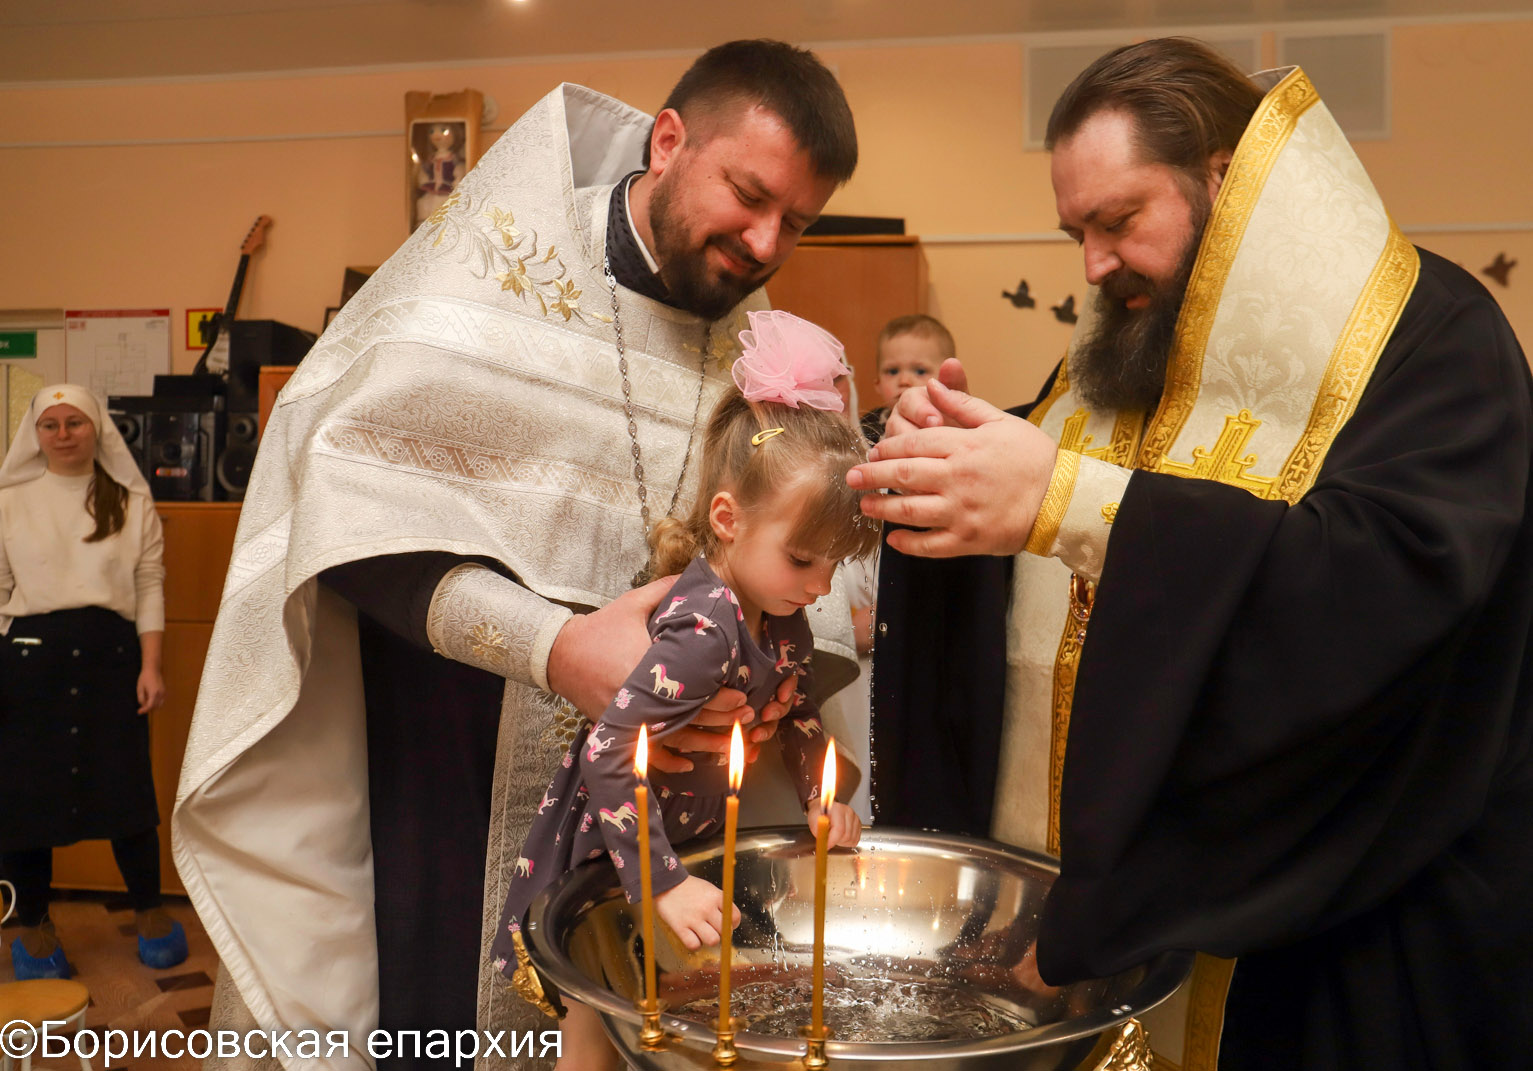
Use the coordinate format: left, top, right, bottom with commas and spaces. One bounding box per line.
1072, 188, 1211, 413
649, 161, 777, 321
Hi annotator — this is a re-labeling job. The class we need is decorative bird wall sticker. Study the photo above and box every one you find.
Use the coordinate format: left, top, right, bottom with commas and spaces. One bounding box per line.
1051, 295, 1079, 324
1002, 278, 1036, 308
1483, 252, 1517, 288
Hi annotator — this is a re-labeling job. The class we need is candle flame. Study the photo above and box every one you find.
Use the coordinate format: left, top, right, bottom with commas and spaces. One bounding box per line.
635, 723, 648, 781
820, 737, 837, 809
728, 720, 745, 792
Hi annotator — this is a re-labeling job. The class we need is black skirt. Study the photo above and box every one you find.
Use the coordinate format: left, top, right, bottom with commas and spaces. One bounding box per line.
0, 607, 159, 850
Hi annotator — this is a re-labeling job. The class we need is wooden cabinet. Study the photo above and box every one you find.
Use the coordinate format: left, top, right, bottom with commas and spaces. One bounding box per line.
764, 236, 928, 414
258, 365, 298, 434
52, 503, 240, 895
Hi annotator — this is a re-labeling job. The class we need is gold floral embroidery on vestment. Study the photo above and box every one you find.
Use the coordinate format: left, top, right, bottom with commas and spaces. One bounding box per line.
484, 207, 521, 247
422, 191, 611, 324
540, 697, 586, 756
1101, 503, 1119, 524
424, 191, 461, 233
496, 258, 532, 296
469, 622, 507, 660
547, 278, 582, 321
680, 306, 751, 368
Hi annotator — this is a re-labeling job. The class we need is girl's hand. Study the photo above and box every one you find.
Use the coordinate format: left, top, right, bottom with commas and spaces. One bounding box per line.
136, 665, 166, 714
807, 800, 863, 849
656, 875, 740, 950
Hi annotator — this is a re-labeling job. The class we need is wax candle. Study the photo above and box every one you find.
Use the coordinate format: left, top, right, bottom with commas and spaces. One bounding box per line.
635, 724, 658, 1013
713, 720, 745, 1065
811, 739, 837, 1037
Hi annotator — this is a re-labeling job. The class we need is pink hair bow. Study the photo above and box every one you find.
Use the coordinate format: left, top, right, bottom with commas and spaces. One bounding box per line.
731, 310, 851, 411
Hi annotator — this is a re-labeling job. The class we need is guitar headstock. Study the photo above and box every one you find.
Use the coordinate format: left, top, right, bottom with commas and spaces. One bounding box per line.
241, 215, 273, 255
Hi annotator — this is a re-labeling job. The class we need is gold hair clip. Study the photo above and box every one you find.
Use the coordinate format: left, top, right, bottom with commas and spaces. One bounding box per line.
750, 427, 786, 447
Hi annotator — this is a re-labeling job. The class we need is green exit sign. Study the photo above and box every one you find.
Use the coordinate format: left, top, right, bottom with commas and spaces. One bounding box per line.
0, 331, 37, 358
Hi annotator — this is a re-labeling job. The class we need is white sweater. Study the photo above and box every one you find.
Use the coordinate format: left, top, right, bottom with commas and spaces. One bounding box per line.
0, 471, 165, 635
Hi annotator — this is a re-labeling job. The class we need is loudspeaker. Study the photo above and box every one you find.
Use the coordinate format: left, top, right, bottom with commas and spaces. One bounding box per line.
109, 398, 152, 476
145, 408, 219, 502
216, 412, 260, 500
227, 320, 315, 412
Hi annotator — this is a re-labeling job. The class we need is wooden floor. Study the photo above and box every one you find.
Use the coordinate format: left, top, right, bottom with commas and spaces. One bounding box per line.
1, 893, 216, 1071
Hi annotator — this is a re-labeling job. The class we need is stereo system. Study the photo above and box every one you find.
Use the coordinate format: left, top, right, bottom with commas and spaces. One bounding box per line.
111, 395, 220, 502
110, 319, 313, 501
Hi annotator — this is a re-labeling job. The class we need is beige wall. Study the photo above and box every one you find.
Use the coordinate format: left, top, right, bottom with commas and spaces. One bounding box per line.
0, 21, 1528, 410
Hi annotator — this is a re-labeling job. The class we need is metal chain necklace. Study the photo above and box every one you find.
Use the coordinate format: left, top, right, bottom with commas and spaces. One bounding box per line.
603, 253, 708, 587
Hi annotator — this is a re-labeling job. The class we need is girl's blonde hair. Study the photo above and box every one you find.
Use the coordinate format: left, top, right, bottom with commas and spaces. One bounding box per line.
647, 389, 880, 579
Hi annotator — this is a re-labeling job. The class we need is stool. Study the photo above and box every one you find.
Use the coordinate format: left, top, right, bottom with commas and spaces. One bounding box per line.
0, 980, 92, 1071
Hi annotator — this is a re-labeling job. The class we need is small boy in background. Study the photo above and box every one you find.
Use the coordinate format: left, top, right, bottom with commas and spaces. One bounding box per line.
861, 314, 955, 445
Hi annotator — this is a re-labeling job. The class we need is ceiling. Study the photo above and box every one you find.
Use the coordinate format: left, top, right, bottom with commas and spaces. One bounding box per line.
3, 0, 1532, 83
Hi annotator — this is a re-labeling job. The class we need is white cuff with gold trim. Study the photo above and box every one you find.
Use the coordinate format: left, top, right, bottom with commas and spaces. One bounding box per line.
426, 564, 573, 693
1023, 452, 1132, 584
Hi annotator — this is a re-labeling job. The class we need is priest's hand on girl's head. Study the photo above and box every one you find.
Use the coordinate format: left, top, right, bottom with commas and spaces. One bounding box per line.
649, 677, 793, 775
546, 574, 680, 720
656, 874, 740, 951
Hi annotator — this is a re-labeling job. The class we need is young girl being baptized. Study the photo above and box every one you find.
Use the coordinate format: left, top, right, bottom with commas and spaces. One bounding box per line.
492, 310, 878, 1069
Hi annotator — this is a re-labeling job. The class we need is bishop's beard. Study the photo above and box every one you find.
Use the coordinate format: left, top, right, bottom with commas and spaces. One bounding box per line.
1071, 190, 1211, 414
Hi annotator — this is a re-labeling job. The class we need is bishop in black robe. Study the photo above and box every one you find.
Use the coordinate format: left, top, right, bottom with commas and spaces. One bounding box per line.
872, 250, 1533, 1070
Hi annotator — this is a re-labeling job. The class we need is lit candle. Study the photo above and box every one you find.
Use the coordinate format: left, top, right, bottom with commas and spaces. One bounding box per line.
811, 739, 837, 1037
635, 724, 658, 1014
720, 729, 745, 1029
713, 721, 745, 1065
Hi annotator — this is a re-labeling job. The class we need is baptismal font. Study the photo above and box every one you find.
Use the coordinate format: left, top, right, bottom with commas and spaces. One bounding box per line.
521, 730, 1186, 1071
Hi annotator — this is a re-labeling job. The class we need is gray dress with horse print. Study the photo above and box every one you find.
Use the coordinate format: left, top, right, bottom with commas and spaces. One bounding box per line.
491, 555, 831, 979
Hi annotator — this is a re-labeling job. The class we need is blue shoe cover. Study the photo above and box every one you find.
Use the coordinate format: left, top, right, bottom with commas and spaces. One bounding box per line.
10, 935, 73, 979
138, 920, 189, 969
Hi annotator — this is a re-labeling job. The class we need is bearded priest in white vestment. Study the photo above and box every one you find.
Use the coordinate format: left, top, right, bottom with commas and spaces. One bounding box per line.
176, 40, 863, 1071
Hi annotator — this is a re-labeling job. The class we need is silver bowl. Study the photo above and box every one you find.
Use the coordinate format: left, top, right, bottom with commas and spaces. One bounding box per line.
524, 827, 1190, 1070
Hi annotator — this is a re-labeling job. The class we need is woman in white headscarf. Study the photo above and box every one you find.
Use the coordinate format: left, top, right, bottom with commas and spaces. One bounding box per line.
0, 384, 185, 979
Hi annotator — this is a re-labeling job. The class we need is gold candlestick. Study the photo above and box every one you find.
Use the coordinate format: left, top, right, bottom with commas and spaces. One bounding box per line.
635, 725, 666, 1051
810, 739, 836, 1043
712, 721, 745, 1067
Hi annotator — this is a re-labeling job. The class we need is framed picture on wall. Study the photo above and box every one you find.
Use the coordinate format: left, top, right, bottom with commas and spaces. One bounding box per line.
405, 90, 485, 232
